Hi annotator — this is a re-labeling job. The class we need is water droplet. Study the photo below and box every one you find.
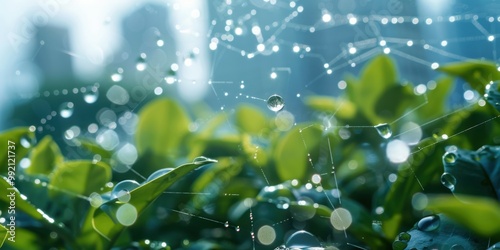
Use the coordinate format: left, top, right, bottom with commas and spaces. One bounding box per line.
192, 156, 217, 164
136, 57, 147, 71
417, 215, 440, 232
443, 152, 457, 164
59, 102, 74, 118
274, 197, 290, 209
111, 180, 140, 201
285, 230, 321, 249
224, 221, 229, 227
392, 240, 408, 250
235, 226, 240, 232
267, 94, 285, 112
20, 135, 34, 148
84, 91, 99, 104
146, 168, 174, 183
116, 203, 138, 226
441, 172, 457, 191
375, 123, 392, 139
488, 242, 500, 249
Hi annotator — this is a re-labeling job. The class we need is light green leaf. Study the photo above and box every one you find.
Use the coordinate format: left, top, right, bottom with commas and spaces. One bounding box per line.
49, 161, 111, 197
77, 138, 113, 160
0, 127, 34, 175
437, 60, 500, 95
234, 105, 268, 134
0, 177, 43, 221
303, 96, 357, 120
427, 195, 500, 237
135, 98, 190, 157
27, 135, 63, 175
0, 224, 7, 248
92, 158, 217, 244
274, 124, 322, 181
418, 77, 454, 119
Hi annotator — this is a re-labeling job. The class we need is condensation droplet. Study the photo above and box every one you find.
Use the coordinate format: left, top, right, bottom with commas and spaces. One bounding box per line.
441, 172, 456, 191
111, 180, 140, 201
59, 102, 74, 118
267, 94, 285, 112
417, 214, 440, 232
374, 123, 392, 139
285, 230, 321, 249
235, 226, 240, 232
146, 168, 174, 182
443, 152, 457, 164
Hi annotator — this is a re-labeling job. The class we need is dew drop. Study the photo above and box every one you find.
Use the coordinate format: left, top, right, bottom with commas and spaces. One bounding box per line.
20, 135, 34, 148
235, 226, 240, 232
417, 214, 440, 232
111, 73, 123, 82
192, 156, 217, 164
443, 151, 457, 164
440, 172, 457, 191
224, 221, 229, 227
267, 94, 285, 112
146, 168, 174, 182
111, 180, 140, 201
374, 123, 392, 139
83, 91, 99, 104
274, 197, 290, 209
136, 57, 147, 71
59, 102, 74, 118
285, 230, 321, 249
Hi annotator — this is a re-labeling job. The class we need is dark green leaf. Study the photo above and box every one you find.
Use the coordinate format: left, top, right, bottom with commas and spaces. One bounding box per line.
92, 158, 216, 244
0, 127, 34, 174
437, 60, 500, 95
374, 84, 416, 121
426, 195, 500, 237
135, 98, 190, 157
234, 105, 268, 134
27, 135, 63, 175
274, 124, 322, 181
49, 161, 111, 197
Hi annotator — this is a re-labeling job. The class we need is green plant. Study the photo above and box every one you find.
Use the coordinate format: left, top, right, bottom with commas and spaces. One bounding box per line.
1, 55, 500, 249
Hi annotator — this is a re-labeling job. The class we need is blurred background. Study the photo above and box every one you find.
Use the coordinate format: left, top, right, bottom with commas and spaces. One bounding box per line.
1, 0, 499, 150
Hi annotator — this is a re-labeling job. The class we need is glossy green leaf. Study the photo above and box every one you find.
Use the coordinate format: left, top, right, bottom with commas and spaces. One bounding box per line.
135, 98, 190, 156
427, 195, 500, 237
0, 224, 7, 248
49, 161, 111, 197
346, 55, 398, 124
438, 60, 500, 95
274, 124, 322, 181
303, 96, 357, 120
27, 135, 63, 175
382, 137, 441, 238
235, 105, 268, 134
77, 138, 113, 160
0, 127, 34, 175
92, 158, 217, 244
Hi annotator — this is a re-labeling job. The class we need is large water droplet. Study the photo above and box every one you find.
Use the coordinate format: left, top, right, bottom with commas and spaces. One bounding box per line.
84, 91, 99, 104
59, 102, 74, 118
417, 215, 440, 232
443, 151, 457, 164
136, 57, 147, 71
441, 172, 457, 191
274, 197, 290, 209
116, 203, 138, 226
285, 230, 321, 249
146, 168, 174, 183
111, 180, 140, 202
375, 123, 392, 139
267, 94, 285, 112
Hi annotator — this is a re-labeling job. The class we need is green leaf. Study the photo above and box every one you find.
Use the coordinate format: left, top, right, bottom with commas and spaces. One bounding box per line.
77, 138, 113, 160
92, 158, 217, 244
49, 161, 111, 197
0, 224, 7, 248
135, 98, 191, 157
437, 60, 500, 95
27, 135, 63, 175
346, 55, 398, 124
0, 177, 43, 221
442, 146, 499, 200
0, 127, 34, 174
426, 195, 500, 237
418, 77, 454, 119
234, 105, 268, 134
373, 84, 417, 121
274, 124, 322, 181
303, 96, 357, 120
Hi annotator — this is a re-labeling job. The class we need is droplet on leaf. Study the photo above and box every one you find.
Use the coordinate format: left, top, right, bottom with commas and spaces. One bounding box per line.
285, 230, 321, 249
417, 214, 440, 232
146, 168, 174, 183
443, 151, 457, 164
374, 123, 392, 139
441, 172, 457, 191
111, 180, 140, 200
267, 94, 285, 112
